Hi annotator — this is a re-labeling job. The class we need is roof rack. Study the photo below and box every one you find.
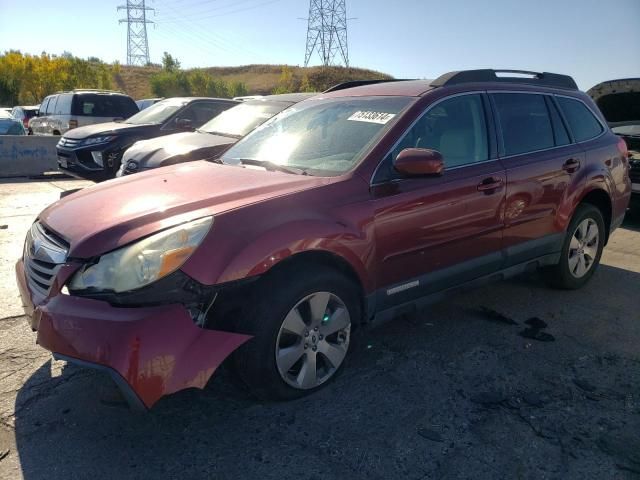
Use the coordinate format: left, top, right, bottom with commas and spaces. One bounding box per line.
430, 69, 578, 90
323, 79, 413, 93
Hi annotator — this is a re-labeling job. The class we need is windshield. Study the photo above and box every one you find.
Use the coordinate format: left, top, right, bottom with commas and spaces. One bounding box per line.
199, 101, 289, 137
0, 119, 24, 135
221, 96, 412, 176
126, 98, 187, 125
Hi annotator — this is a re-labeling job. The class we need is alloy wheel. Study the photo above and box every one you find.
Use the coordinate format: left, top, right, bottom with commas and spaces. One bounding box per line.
568, 218, 600, 278
275, 291, 351, 389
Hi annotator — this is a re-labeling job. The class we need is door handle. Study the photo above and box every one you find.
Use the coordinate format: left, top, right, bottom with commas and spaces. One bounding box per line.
477, 177, 503, 193
562, 158, 581, 173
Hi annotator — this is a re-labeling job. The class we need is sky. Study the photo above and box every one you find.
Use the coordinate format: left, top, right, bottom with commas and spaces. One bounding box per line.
0, 0, 639, 90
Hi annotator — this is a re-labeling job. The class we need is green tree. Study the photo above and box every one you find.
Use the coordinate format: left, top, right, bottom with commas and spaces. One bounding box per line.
226, 80, 248, 98
161, 52, 181, 72
299, 72, 315, 93
272, 65, 295, 94
150, 71, 190, 97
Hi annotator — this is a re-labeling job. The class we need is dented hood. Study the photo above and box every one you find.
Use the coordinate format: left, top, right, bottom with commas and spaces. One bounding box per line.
39, 160, 326, 258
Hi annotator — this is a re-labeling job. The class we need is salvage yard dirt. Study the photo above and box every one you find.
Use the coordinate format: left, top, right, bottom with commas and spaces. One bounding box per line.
0, 178, 639, 479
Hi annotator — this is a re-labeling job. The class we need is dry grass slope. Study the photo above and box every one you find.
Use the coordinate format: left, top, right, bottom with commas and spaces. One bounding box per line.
114, 64, 393, 99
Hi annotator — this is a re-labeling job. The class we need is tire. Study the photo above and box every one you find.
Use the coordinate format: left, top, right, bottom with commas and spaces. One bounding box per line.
234, 265, 361, 400
543, 203, 605, 289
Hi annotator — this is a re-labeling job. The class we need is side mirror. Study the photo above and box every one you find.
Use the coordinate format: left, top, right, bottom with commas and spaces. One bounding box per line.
393, 148, 444, 176
176, 118, 193, 130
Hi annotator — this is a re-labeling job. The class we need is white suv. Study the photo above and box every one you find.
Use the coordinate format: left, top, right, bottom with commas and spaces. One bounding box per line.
29, 89, 139, 136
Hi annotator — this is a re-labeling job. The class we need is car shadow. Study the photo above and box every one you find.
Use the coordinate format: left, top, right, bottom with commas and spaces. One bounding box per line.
11, 263, 640, 479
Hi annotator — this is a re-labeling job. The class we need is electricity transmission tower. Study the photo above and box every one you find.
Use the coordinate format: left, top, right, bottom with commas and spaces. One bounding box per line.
118, 0, 154, 66
304, 0, 349, 68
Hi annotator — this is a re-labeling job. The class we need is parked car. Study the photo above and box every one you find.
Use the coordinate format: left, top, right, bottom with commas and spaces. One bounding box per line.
588, 78, 639, 211
0, 111, 26, 135
57, 97, 239, 182
29, 89, 139, 136
0, 107, 13, 115
11, 105, 39, 131
136, 97, 163, 111
16, 69, 631, 410
117, 93, 316, 177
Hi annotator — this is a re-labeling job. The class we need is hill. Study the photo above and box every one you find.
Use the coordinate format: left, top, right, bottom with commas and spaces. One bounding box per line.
114, 64, 394, 100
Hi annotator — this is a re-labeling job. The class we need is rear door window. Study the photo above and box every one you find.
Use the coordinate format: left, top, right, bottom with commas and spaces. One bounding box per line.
492, 93, 554, 156
46, 95, 59, 115
556, 97, 604, 142
545, 97, 571, 146
39, 98, 50, 115
72, 94, 139, 118
54, 94, 73, 115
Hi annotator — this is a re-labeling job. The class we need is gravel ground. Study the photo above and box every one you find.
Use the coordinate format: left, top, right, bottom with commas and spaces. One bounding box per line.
0, 178, 639, 480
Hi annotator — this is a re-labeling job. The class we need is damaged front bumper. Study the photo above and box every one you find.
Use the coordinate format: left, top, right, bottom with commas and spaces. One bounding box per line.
16, 259, 251, 410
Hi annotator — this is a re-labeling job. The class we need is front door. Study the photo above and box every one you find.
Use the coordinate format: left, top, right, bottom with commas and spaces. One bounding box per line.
372, 93, 506, 310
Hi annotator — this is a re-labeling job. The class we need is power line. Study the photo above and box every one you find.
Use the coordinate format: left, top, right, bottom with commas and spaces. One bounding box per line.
153, 0, 262, 61
155, 0, 284, 23
118, 0, 154, 65
304, 0, 349, 68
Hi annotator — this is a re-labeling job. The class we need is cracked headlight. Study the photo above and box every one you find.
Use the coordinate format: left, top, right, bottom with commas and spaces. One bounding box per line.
69, 217, 213, 293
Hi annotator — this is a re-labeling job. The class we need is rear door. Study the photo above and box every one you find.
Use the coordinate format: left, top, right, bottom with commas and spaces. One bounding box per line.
372, 93, 506, 309
491, 92, 585, 265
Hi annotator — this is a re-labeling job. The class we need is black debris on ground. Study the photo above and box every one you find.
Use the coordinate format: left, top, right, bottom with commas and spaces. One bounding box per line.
417, 428, 444, 443
519, 316, 555, 342
475, 306, 518, 325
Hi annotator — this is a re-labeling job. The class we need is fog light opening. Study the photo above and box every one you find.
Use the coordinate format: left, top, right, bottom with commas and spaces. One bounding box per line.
91, 151, 104, 167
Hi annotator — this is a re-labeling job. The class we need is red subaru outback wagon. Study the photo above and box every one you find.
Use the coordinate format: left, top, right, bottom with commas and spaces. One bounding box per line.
16, 70, 631, 410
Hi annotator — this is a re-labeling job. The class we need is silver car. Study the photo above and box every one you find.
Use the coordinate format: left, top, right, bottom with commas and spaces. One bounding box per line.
29, 89, 138, 136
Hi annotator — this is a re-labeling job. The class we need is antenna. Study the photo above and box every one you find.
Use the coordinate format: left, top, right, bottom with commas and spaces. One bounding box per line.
304, 0, 349, 68
118, 0, 154, 66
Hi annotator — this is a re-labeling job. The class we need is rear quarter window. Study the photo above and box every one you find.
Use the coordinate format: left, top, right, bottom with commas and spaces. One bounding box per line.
556, 97, 604, 142
72, 94, 139, 118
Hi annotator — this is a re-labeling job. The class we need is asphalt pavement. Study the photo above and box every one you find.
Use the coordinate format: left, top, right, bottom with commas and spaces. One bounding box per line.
0, 178, 638, 479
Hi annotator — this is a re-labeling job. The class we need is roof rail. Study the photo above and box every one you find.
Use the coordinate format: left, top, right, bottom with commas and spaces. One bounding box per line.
430, 69, 578, 90
55, 88, 124, 94
323, 79, 412, 93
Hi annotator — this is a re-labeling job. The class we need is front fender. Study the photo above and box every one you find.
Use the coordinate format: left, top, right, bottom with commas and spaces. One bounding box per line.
182, 216, 375, 293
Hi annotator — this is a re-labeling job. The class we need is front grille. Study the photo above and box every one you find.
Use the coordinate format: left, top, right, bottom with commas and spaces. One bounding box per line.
57, 137, 82, 149
23, 222, 69, 296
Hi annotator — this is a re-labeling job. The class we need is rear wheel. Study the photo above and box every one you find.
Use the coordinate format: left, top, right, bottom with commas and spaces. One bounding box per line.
234, 265, 360, 400
543, 204, 605, 289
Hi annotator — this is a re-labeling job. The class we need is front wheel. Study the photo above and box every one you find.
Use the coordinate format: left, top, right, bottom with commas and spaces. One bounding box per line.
543, 204, 605, 289
234, 265, 360, 400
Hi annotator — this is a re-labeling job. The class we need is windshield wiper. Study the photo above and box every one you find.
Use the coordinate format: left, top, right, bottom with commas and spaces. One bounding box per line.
237, 158, 308, 175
